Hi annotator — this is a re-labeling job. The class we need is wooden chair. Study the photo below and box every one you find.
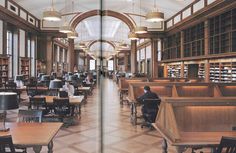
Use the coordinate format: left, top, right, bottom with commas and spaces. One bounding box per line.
215, 136, 236, 153
53, 98, 72, 124
29, 97, 49, 115
0, 135, 25, 153
26, 78, 38, 97
59, 91, 68, 98
17, 109, 42, 123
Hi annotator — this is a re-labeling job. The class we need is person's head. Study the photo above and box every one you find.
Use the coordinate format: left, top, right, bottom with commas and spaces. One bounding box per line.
144, 86, 150, 93
65, 81, 71, 86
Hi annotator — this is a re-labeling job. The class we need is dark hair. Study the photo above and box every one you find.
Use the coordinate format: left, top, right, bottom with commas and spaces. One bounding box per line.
144, 86, 150, 91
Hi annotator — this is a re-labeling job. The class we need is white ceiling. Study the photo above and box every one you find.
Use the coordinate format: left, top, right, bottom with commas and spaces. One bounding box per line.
13, 0, 194, 58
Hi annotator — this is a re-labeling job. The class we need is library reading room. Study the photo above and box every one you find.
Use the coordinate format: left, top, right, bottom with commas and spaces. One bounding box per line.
0, 0, 236, 153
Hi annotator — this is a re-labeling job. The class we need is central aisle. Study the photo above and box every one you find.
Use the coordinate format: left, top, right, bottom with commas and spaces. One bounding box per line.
26, 78, 176, 153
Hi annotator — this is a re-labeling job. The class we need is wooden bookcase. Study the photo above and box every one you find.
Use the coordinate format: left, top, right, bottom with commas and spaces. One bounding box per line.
209, 8, 236, 54
20, 57, 30, 80
163, 32, 181, 60
167, 64, 187, 78
183, 22, 204, 57
0, 56, 9, 86
198, 63, 205, 79
209, 62, 236, 82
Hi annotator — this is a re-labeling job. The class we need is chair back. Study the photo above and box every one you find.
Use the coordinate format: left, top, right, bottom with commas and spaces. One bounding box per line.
59, 91, 68, 98
142, 98, 161, 112
18, 109, 42, 123
26, 82, 37, 97
29, 97, 49, 115
5, 82, 16, 91
0, 135, 16, 153
142, 98, 161, 123
53, 98, 71, 116
215, 136, 236, 153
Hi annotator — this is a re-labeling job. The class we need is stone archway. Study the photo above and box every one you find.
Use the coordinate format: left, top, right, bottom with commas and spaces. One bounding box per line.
70, 10, 136, 31
87, 39, 116, 49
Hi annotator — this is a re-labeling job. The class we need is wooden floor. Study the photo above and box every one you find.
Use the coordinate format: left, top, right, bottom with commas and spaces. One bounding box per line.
7, 78, 197, 153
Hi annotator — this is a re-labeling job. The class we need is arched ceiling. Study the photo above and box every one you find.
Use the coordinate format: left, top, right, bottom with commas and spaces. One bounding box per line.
13, 0, 193, 58
13, 0, 193, 21
74, 16, 130, 45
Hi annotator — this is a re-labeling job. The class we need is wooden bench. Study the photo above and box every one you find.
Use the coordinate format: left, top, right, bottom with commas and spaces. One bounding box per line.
118, 78, 146, 104
126, 82, 236, 125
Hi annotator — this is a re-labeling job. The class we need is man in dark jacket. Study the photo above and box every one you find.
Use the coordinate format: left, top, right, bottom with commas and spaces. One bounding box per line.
136, 86, 160, 122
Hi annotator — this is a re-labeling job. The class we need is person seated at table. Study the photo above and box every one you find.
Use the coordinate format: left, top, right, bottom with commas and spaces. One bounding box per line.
136, 86, 160, 122
14, 75, 24, 88
85, 73, 93, 84
62, 81, 74, 96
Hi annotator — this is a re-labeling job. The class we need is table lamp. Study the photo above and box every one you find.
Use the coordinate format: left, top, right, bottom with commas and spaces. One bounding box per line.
49, 79, 63, 96
15, 75, 24, 81
41, 75, 50, 82
0, 92, 18, 131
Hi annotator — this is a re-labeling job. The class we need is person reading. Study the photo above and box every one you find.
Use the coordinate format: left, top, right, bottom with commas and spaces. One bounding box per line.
136, 86, 160, 125
62, 81, 75, 97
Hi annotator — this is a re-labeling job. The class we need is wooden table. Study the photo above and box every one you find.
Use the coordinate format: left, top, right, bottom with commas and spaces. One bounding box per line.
0, 122, 62, 153
77, 86, 92, 97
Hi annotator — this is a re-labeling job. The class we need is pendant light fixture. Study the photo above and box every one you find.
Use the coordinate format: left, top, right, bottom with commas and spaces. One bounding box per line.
43, 0, 61, 21
119, 22, 128, 49
146, 0, 164, 22
59, 0, 73, 33
135, 0, 147, 34
128, 0, 138, 40
67, 1, 78, 39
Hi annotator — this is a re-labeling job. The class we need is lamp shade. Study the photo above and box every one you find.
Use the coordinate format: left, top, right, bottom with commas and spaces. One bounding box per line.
134, 26, 148, 34
49, 79, 63, 89
0, 92, 18, 110
15, 75, 24, 81
43, 10, 61, 21
68, 75, 77, 81
41, 75, 50, 81
59, 25, 73, 33
146, 11, 164, 22
38, 73, 45, 79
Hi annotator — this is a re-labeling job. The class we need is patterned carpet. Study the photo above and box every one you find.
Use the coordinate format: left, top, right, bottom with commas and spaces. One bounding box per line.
5, 78, 208, 153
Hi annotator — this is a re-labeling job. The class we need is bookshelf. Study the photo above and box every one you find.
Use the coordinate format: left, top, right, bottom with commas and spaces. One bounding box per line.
183, 22, 204, 57
210, 63, 220, 82
198, 63, 205, 78
167, 64, 188, 78
0, 56, 9, 86
209, 62, 236, 82
209, 8, 236, 54
163, 32, 181, 60
20, 57, 30, 80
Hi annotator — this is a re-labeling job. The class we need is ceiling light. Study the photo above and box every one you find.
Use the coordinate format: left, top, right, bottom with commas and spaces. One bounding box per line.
135, 0, 148, 34
146, 11, 164, 22
135, 26, 148, 34
128, 32, 139, 40
59, 25, 73, 33
146, 0, 164, 23
67, 30, 78, 39
43, 0, 61, 21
